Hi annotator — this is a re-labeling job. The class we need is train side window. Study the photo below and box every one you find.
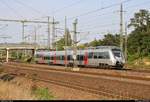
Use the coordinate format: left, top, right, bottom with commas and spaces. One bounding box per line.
70, 56, 73, 60
62, 56, 64, 60
94, 53, 98, 59
48, 56, 50, 60
45, 56, 47, 60
77, 55, 80, 61
80, 55, 84, 61
98, 55, 103, 59
56, 56, 60, 60
36, 54, 40, 58
103, 52, 110, 59
98, 52, 110, 59
98, 52, 103, 59
88, 53, 93, 59
51, 56, 54, 60
60, 56, 63, 60
38, 55, 42, 58
67, 55, 71, 61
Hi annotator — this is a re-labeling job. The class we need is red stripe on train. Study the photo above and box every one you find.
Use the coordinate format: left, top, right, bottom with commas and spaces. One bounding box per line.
84, 52, 88, 65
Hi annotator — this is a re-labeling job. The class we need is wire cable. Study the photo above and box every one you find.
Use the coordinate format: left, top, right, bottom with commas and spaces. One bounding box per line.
53, 0, 83, 14
0, 0, 24, 18
14, 0, 47, 17
79, 12, 117, 27
126, 0, 150, 9
77, 10, 116, 26
66, 0, 133, 20
124, 1, 150, 23
80, 22, 119, 30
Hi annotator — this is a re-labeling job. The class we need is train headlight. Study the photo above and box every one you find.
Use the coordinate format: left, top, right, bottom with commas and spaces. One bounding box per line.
115, 57, 122, 63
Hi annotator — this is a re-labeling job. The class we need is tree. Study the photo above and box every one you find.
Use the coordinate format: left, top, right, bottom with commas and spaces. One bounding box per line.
101, 34, 120, 46
87, 33, 120, 47
65, 28, 72, 46
88, 39, 100, 47
128, 9, 150, 58
128, 9, 150, 31
55, 28, 72, 51
77, 44, 86, 49
56, 38, 65, 51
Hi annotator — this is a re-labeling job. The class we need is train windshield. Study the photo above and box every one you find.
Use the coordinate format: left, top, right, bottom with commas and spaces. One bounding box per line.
113, 52, 121, 57
112, 49, 123, 58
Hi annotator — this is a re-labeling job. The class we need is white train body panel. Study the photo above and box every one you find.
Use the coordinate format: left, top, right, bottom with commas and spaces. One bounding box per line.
35, 46, 125, 69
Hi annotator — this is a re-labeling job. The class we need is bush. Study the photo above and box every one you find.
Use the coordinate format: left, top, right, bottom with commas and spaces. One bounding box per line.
128, 53, 139, 63
32, 88, 54, 100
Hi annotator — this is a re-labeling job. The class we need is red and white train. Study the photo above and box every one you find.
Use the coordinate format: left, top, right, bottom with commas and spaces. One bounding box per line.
35, 46, 125, 69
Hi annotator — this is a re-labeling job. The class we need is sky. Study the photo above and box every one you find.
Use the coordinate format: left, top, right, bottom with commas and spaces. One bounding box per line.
0, 0, 150, 46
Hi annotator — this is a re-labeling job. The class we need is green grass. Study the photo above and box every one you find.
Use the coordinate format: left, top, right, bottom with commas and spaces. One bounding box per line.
32, 88, 54, 100
127, 57, 150, 69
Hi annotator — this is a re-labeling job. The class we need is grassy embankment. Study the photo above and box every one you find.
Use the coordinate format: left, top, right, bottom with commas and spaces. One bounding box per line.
0, 79, 54, 100
127, 56, 150, 69
0, 81, 36, 100
0, 69, 54, 100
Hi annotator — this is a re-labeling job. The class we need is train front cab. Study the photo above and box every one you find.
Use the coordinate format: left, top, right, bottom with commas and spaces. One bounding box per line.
111, 49, 125, 69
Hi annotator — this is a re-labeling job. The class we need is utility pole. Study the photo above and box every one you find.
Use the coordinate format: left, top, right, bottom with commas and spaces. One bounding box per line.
73, 19, 78, 70
22, 21, 26, 57
52, 17, 55, 50
51, 17, 59, 50
0, 18, 59, 46
34, 26, 37, 44
47, 16, 51, 50
64, 16, 67, 68
22, 21, 25, 43
120, 3, 124, 51
125, 22, 128, 62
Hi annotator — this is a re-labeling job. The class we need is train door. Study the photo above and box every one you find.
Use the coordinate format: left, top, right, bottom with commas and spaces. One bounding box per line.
53, 51, 56, 64
40, 54, 45, 64
88, 51, 95, 67
93, 52, 99, 67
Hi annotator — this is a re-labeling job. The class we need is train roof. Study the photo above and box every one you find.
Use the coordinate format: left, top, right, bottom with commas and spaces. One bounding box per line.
35, 50, 73, 56
35, 46, 121, 56
86, 46, 120, 50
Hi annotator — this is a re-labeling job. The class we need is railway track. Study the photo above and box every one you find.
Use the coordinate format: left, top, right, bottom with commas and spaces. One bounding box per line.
4, 62, 150, 82
8, 73, 130, 100
1, 70, 135, 100
1, 62, 150, 99
9, 61, 150, 74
